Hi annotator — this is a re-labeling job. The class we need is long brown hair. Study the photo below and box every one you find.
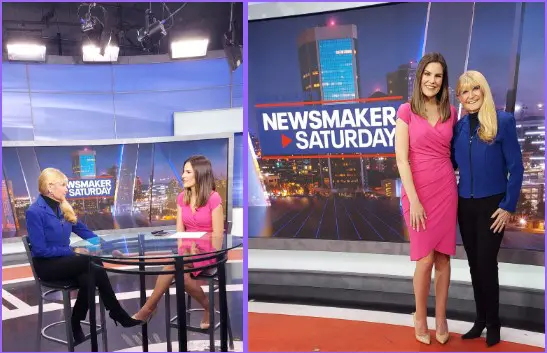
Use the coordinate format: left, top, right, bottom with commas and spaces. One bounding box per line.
38, 168, 77, 224
182, 155, 216, 208
410, 52, 451, 123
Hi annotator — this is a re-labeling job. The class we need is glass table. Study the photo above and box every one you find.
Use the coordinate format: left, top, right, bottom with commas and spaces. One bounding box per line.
71, 231, 243, 352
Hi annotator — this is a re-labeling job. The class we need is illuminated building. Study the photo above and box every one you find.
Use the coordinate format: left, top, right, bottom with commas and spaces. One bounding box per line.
72, 148, 97, 179
297, 24, 360, 102
387, 62, 417, 101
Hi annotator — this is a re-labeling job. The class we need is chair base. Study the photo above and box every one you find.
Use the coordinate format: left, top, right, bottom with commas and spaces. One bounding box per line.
42, 320, 104, 346
169, 308, 235, 351
170, 308, 221, 333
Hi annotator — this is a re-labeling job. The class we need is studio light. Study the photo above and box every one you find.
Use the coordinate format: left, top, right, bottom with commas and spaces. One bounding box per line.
171, 38, 209, 59
6, 43, 47, 62
138, 20, 167, 51
82, 44, 119, 62
137, 4, 187, 52
223, 2, 242, 71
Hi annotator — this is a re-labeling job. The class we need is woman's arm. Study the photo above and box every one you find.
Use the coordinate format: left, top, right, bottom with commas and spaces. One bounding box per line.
395, 120, 420, 205
450, 106, 459, 170
26, 208, 73, 257
490, 114, 524, 233
176, 204, 185, 232
211, 205, 224, 250
395, 119, 426, 230
72, 220, 99, 241
499, 114, 524, 212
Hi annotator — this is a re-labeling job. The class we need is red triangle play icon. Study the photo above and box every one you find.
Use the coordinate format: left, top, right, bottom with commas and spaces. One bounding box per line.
281, 134, 292, 148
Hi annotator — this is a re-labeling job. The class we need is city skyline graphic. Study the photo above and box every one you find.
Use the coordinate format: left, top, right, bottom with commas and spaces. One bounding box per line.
2, 139, 230, 238
248, 2, 545, 253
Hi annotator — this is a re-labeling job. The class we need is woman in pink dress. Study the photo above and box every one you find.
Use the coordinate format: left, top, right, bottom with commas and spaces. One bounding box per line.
395, 52, 458, 345
132, 155, 224, 329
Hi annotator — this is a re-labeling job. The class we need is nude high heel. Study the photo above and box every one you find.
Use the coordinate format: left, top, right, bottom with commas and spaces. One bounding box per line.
132, 308, 157, 325
412, 312, 431, 345
436, 330, 450, 344
435, 318, 450, 344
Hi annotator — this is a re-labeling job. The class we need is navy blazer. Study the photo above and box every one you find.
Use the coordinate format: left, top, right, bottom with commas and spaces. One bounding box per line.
451, 110, 524, 212
25, 195, 98, 258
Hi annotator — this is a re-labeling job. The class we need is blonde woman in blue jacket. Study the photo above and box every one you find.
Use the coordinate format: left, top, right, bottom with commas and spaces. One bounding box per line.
26, 168, 142, 345
451, 71, 524, 347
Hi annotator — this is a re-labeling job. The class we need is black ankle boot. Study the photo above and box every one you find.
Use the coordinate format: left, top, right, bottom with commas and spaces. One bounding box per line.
71, 316, 86, 345
109, 308, 143, 327
486, 325, 501, 347
461, 321, 486, 339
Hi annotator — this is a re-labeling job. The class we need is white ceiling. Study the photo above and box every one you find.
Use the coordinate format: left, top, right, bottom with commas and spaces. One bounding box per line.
248, 2, 386, 21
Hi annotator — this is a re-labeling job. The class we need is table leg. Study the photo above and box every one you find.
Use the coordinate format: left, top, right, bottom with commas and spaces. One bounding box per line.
89, 259, 99, 352
175, 258, 187, 352
218, 261, 228, 352
137, 234, 149, 352
139, 258, 148, 352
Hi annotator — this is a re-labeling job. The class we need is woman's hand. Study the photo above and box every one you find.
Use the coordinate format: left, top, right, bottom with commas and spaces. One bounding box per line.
491, 208, 511, 233
73, 247, 89, 255
112, 249, 126, 258
190, 242, 199, 255
410, 200, 427, 231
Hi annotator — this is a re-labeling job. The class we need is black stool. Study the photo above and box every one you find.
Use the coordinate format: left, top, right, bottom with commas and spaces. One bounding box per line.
22, 236, 108, 352
164, 222, 235, 351
164, 268, 235, 352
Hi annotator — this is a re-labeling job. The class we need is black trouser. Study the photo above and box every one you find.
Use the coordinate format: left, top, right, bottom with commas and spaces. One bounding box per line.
458, 193, 505, 328
33, 255, 121, 321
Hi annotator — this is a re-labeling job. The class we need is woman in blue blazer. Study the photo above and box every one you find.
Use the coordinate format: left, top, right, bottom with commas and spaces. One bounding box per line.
452, 71, 524, 347
26, 168, 142, 344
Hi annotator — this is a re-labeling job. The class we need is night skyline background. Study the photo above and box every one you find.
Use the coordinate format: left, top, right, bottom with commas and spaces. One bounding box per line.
2, 138, 238, 238
3, 140, 229, 198
247, 2, 545, 254
249, 2, 544, 134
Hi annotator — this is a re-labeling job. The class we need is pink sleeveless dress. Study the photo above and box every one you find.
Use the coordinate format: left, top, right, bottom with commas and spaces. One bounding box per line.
398, 103, 458, 260
177, 191, 223, 276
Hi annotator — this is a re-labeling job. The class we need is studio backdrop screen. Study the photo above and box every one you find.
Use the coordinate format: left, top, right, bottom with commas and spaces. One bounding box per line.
2, 138, 229, 239
248, 2, 545, 253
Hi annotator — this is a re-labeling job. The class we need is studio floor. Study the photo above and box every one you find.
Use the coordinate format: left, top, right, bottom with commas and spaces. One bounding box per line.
248, 302, 544, 352
2, 249, 243, 352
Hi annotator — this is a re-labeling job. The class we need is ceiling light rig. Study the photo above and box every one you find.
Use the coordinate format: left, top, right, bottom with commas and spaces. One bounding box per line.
78, 2, 119, 62
223, 2, 242, 71
137, 3, 187, 52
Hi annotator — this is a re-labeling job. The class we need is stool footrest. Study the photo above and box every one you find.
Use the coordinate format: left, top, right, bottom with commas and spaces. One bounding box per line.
169, 313, 221, 332
41, 320, 104, 347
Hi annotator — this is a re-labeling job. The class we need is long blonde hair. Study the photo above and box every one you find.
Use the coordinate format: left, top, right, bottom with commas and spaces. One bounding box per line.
456, 70, 497, 142
38, 168, 77, 224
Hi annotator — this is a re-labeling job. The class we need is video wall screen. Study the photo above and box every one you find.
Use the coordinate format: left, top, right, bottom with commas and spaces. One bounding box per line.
248, 2, 545, 252
2, 138, 230, 239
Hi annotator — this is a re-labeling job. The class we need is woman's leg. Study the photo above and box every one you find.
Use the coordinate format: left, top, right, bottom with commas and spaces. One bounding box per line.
34, 256, 91, 319
475, 195, 505, 347
458, 197, 487, 339
34, 256, 95, 341
134, 265, 211, 325
413, 251, 435, 334
183, 272, 210, 326
133, 265, 176, 321
433, 252, 451, 334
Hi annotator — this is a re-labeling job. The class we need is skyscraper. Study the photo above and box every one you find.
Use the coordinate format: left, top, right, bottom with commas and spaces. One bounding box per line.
387, 62, 417, 101
297, 24, 360, 102
72, 148, 97, 179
